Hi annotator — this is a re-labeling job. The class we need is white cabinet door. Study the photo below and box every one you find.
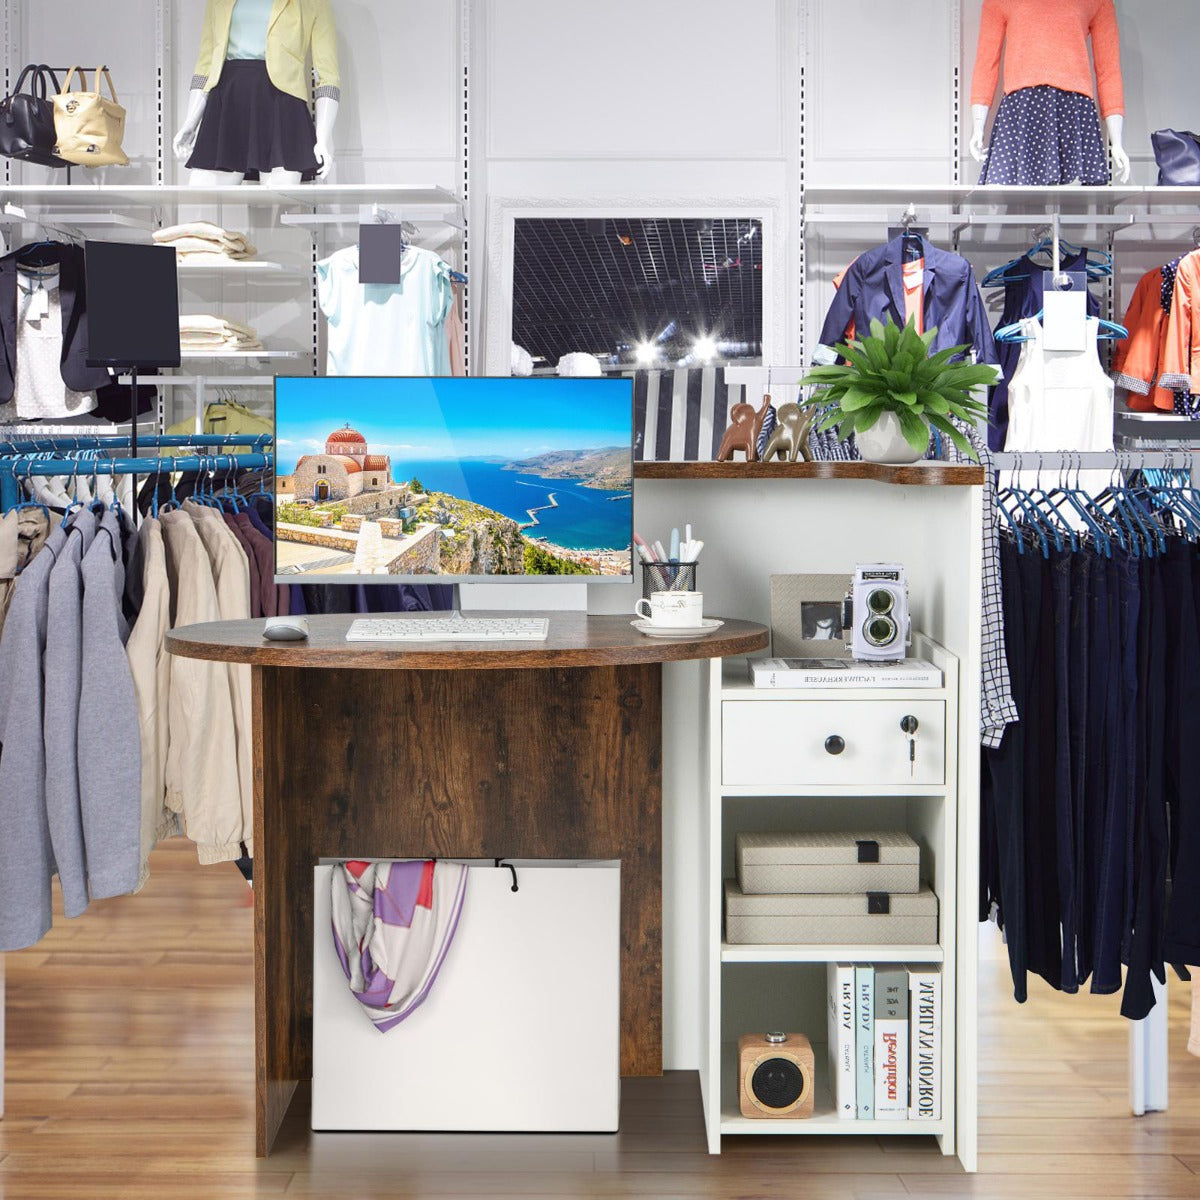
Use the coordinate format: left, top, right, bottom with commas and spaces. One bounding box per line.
722, 700, 945, 789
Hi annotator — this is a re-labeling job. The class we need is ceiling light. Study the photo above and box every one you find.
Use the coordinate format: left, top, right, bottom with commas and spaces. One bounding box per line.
635, 342, 657, 364
693, 335, 718, 361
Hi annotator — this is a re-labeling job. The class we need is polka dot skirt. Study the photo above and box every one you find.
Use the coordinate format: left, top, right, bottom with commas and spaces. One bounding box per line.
980, 85, 1109, 186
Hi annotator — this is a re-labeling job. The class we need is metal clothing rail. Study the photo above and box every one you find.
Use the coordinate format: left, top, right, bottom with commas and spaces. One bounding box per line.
0, 452, 273, 512
0, 434, 273, 454
993, 450, 1192, 471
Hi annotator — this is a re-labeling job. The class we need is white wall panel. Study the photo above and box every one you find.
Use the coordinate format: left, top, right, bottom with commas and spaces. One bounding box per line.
484, 0, 786, 161
807, 0, 956, 185
21, 0, 160, 183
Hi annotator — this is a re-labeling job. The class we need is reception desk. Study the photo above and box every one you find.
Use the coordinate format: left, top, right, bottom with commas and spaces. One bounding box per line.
167, 612, 767, 1155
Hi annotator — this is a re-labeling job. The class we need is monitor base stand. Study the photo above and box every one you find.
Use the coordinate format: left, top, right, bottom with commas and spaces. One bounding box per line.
459, 581, 588, 613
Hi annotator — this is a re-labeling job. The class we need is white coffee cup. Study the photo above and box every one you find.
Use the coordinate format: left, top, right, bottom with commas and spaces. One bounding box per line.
635, 590, 704, 627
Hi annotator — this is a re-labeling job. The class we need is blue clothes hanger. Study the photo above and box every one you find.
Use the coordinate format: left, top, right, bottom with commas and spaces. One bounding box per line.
995, 310, 1128, 343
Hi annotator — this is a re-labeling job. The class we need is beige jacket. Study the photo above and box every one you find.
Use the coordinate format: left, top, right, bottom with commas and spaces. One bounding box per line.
184, 502, 254, 858
159, 509, 242, 865
0, 508, 50, 639
125, 519, 175, 889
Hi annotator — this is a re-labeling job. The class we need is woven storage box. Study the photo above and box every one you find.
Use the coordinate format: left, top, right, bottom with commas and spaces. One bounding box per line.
735, 831, 920, 895
724, 880, 938, 945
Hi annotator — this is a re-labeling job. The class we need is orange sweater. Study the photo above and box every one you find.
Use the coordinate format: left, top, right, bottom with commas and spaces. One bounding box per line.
971, 0, 1125, 119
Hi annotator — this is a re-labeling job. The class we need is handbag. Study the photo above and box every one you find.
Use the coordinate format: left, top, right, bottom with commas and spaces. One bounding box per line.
52, 66, 129, 167
0, 65, 69, 167
1151, 129, 1200, 186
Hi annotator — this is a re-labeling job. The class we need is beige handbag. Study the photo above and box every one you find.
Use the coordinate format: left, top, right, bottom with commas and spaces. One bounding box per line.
53, 66, 128, 167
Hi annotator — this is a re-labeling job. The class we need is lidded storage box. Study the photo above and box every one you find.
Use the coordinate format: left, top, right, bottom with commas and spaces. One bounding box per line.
735, 831, 920, 895
724, 880, 938, 945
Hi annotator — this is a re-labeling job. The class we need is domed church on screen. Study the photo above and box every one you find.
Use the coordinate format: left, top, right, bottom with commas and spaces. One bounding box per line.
293, 424, 393, 502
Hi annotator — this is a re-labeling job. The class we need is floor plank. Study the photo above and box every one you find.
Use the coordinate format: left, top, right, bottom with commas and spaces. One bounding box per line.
1, 838, 1199, 1198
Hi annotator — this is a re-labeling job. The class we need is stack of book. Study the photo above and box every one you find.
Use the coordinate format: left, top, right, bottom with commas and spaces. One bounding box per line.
825, 963, 941, 1121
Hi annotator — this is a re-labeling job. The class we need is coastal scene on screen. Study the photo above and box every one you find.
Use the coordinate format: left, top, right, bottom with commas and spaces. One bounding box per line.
275, 377, 633, 577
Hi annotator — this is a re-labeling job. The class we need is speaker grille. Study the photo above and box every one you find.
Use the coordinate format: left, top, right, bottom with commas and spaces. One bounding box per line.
750, 1057, 805, 1109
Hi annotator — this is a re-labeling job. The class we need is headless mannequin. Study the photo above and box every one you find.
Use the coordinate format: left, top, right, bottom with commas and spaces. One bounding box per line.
174, 92, 338, 185
970, 104, 1129, 182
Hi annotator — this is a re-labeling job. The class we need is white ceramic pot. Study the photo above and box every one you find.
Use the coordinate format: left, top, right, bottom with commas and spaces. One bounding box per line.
856, 410, 926, 465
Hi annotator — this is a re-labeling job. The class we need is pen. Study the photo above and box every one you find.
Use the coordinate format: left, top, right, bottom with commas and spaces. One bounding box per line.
670, 528, 680, 562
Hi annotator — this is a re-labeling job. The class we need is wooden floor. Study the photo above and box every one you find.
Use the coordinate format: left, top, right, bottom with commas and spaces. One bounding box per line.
3, 839, 1200, 1199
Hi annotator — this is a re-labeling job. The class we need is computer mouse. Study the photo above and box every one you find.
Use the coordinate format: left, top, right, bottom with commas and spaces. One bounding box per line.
262, 616, 310, 642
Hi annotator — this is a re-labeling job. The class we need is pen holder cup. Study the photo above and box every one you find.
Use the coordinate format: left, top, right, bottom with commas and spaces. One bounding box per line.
642, 562, 698, 599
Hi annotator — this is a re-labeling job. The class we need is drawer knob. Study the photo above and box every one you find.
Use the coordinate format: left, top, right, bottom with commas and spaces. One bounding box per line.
824, 735, 846, 756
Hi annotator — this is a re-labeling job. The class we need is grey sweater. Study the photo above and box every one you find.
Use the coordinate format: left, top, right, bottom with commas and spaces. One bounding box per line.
0, 525, 67, 950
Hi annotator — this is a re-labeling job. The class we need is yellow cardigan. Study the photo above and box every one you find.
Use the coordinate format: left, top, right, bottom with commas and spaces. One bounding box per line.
190, 0, 340, 103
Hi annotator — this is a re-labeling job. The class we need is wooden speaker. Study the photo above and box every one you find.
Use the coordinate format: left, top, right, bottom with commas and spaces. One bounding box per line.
738, 1032, 815, 1119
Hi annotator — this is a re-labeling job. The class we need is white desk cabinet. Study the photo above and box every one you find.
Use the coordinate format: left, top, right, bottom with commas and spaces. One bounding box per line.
695, 636, 968, 1162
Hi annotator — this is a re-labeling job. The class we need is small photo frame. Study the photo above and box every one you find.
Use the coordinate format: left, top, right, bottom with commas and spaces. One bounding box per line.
770, 573, 853, 659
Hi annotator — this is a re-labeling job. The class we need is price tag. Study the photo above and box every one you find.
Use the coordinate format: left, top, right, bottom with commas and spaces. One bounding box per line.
1042, 271, 1088, 352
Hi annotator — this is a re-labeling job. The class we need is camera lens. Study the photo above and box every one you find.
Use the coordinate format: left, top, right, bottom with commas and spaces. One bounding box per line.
866, 616, 896, 646
867, 588, 894, 615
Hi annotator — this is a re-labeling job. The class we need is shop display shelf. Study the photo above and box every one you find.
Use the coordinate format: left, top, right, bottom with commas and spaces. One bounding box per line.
633, 460, 984, 486
718, 1043, 947, 1137
720, 943, 943, 965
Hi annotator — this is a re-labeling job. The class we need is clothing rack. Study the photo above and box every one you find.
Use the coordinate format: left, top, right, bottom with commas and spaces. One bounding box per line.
992, 444, 1178, 1119
0, 435, 274, 512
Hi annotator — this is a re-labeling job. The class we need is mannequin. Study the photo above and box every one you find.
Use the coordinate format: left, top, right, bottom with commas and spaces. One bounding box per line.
969, 0, 1129, 186
174, 0, 340, 186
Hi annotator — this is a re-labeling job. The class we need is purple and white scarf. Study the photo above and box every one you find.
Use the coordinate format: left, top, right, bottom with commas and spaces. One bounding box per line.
331, 860, 468, 1033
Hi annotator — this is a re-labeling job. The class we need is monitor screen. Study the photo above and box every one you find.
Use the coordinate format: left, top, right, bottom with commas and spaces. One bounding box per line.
274, 376, 634, 583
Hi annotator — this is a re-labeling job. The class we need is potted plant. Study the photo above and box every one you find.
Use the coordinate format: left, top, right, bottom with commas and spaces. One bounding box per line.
798, 317, 998, 464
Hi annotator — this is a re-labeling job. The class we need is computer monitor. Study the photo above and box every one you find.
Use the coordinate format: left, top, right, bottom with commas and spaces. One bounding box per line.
274, 376, 634, 584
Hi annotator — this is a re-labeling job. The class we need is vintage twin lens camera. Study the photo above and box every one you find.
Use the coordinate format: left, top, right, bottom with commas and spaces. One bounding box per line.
850, 565, 910, 661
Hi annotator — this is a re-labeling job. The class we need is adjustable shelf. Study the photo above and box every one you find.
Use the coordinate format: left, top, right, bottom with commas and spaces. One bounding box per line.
176, 260, 310, 276
718, 1044, 947, 1137
720, 944, 943, 965
0, 183, 462, 211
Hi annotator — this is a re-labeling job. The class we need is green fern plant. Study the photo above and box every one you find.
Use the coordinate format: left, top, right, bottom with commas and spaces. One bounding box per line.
798, 317, 998, 460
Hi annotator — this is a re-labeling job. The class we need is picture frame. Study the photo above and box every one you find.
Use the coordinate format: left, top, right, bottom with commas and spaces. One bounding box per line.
769, 573, 853, 659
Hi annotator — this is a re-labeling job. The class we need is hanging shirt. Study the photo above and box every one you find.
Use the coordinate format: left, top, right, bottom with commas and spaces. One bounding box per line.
226, 0, 271, 60
903, 259, 925, 335
5, 270, 98, 421
316, 245, 454, 377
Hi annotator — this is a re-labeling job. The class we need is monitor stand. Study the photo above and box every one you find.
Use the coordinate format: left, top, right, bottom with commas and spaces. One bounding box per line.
458, 581, 589, 613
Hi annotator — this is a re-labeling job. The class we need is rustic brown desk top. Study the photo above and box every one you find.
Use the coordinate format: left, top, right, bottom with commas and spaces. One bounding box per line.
166, 612, 768, 669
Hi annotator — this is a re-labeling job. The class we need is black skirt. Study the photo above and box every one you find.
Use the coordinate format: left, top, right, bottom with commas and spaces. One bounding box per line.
187, 59, 319, 179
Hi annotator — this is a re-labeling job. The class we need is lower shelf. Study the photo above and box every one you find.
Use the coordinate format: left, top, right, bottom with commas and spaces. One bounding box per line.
719, 1042, 947, 1137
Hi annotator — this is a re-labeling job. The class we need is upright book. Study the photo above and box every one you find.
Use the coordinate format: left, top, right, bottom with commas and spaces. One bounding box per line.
854, 964, 874, 1119
751, 658, 942, 689
907, 965, 942, 1121
874, 967, 909, 1120
826, 963, 856, 1119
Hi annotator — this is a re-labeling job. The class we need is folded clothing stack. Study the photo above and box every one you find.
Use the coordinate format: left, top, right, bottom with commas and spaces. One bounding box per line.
179, 314, 263, 353
154, 221, 257, 264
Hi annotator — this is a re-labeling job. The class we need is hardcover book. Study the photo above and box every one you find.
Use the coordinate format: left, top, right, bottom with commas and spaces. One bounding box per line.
751, 658, 942, 689
854, 964, 875, 1119
826, 963, 856, 1118
874, 967, 909, 1120
907, 965, 942, 1121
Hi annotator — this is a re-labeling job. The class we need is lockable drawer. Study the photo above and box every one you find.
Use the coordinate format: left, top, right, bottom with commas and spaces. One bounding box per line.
722, 699, 945, 789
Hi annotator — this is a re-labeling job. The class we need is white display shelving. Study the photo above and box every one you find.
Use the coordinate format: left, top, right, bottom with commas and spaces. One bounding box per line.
695, 632, 966, 1157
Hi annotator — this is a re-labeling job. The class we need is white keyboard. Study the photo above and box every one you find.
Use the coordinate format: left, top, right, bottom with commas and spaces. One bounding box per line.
345, 616, 551, 642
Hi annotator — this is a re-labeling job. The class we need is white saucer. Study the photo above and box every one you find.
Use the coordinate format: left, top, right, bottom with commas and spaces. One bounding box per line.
631, 617, 724, 638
